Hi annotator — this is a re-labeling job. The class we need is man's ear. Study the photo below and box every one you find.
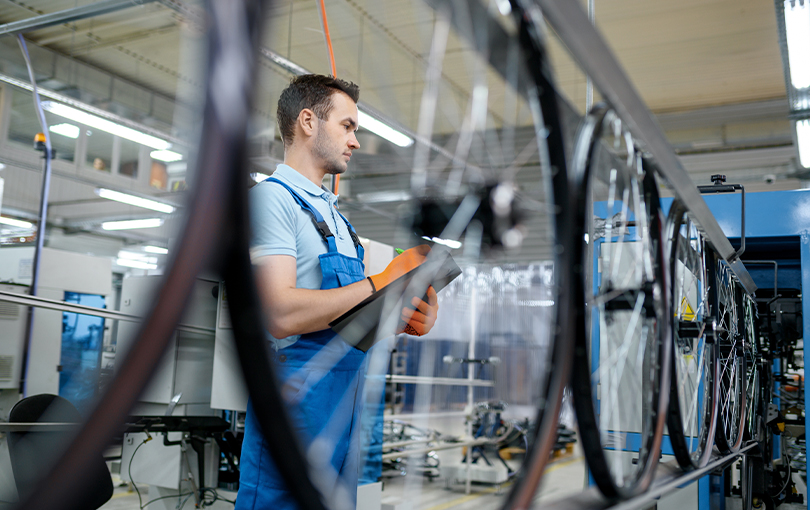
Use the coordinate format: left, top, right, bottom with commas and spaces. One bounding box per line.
298, 108, 316, 139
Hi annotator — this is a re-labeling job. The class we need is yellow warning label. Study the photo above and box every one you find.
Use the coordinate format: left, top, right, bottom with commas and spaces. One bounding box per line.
680, 297, 696, 321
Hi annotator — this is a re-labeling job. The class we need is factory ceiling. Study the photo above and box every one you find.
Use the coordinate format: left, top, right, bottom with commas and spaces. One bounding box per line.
0, 0, 801, 266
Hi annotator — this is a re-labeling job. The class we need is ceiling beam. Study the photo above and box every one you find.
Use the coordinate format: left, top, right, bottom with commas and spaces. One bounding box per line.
0, 0, 157, 37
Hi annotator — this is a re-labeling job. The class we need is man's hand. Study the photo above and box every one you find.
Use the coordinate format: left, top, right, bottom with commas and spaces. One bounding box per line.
369, 245, 430, 291
397, 286, 439, 336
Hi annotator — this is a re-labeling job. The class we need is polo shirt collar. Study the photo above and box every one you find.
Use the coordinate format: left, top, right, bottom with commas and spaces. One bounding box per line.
273, 164, 333, 200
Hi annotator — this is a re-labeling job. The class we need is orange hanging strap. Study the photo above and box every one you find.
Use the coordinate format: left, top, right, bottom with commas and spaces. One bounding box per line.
317, 0, 341, 195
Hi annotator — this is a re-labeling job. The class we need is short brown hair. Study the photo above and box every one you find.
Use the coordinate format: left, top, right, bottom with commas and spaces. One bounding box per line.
276, 74, 360, 147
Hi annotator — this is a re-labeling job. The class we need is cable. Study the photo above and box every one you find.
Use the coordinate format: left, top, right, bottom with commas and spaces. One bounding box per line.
127, 435, 202, 510
198, 487, 236, 507
316, 0, 337, 77
315, 0, 342, 196
15, 33, 54, 398
176, 492, 195, 510
142, 493, 193, 509
774, 461, 792, 498
128, 439, 149, 509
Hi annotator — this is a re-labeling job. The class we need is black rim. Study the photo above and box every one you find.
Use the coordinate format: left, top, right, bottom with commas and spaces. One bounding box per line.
13, 2, 337, 510
501, 2, 577, 507
570, 105, 670, 499
665, 200, 718, 470
743, 295, 760, 442
714, 263, 747, 454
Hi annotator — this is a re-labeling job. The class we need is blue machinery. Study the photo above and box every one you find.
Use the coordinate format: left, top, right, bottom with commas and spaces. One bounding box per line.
551, 188, 810, 510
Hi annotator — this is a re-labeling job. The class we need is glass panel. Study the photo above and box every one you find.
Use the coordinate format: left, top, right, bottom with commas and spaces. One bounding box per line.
7, 88, 76, 162
119, 138, 140, 178
59, 292, 106, 415
85, 128, 113, 172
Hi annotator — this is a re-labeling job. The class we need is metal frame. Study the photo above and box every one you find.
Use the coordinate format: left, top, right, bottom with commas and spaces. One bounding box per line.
385, 375, 494, 387
0, 289, 214, 335
690, 190, 810, 510
543, 443, 756, 510
0, 423, 77, 432
0, 0, 156, 37
381, 437, 499, 462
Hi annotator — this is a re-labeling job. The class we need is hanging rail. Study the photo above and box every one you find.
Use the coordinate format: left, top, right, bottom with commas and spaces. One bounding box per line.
533, 0, 756, 294
542, 443, 756, 510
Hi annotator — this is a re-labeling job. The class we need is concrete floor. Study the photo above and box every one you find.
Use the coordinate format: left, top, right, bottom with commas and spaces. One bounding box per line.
98, 447, 587, 510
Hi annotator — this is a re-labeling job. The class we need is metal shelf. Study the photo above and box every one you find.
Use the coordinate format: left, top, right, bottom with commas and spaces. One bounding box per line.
385, 375, 494, 387
0, 289, 213, 335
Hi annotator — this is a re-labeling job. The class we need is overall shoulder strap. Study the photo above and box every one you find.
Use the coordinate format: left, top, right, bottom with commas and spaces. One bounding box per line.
334, 207, 363, 256
266, 177, 337, 252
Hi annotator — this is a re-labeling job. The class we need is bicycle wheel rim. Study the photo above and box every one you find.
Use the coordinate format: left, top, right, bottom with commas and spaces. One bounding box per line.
714, 262, 746, 454
260, 1, 577, 507
665, 200, 718, 470
571, 105, 671, 498
499, 2, 578, 506
743, 293, 760, 442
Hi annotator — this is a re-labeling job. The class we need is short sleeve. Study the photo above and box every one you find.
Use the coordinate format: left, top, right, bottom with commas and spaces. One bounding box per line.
248, 181, 298, 261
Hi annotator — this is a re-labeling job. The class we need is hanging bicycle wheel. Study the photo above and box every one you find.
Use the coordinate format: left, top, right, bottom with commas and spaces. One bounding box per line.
742, 292, 760, 442
665, 200, 719, 470
713, 261, 746, 454
255, 0, 578, 507
570, 104, 671, 499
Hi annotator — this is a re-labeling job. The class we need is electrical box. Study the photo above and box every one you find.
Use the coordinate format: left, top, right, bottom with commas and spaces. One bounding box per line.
0, 283, 28, 391
115, 275, 219, 416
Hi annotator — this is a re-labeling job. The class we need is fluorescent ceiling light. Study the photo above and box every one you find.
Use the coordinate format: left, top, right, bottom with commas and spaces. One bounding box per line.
260, 48, 311, 75
785, 0, 810, 89
117, 250, 158, 263
797, 119, 810, 168
41, 101, 171, 150
422, 236, 462, 249
358, 111, 414, 148
96, 188, 176, 213
0, 216, 33, 229
102, 218, 163, 230
144, 245, 169, 254
251, 172, 271, 183
150, 150, 183, 162
0, 72, 183, 149
116, 258, 158, 270
49, 123, 80, 139
356, 190, 411, 203
518, 299, 555, 307
495, 0, 511, 15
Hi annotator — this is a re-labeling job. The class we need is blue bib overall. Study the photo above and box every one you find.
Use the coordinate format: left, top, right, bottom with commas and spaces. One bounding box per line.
236, 179, 368, 510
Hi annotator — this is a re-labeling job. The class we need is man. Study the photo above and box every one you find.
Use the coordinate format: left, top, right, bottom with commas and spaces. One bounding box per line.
236, 74, 439, 510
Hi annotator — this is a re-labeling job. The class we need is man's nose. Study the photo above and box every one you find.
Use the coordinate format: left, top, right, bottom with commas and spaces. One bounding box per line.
349, 133, 360, 150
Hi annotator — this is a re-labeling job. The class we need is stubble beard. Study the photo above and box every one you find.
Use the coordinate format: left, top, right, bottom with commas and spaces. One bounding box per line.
313, 123, 347, 176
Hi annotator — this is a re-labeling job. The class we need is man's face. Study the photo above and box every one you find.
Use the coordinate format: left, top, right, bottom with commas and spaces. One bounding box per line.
312, 91, 360, 176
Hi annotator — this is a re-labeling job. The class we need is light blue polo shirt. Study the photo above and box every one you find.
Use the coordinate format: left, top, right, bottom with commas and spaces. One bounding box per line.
249, 164, 360, 349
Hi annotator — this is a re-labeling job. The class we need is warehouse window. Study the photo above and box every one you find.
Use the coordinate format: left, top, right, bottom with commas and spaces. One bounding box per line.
118, 138, 140, 178
85, 129, 113, 172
